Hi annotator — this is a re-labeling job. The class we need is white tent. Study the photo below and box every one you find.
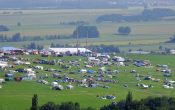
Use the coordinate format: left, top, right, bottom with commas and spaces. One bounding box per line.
80, 69, 87, 73
51, 82, 58, 87
66, 85, 74, 89
0, 61, 8, 68
49, 48, 91, 54
113, 56, 125, 62
0, 78, 5, 83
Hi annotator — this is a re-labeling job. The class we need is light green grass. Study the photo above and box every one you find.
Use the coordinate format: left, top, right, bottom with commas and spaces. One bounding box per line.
0, 54, 175, 110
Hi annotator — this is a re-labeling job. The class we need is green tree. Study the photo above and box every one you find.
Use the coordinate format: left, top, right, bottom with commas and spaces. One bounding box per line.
28, 42, 36, 49
125, 91, 133, 110
39, 102, 58, 110
31, 94, 38, 110
12, 33, 22, 42
73, 26, 99, 38
0, 25, 9, 32
59, 102, 80, 110
17, 22, 21, 26
118, 26, 131, 35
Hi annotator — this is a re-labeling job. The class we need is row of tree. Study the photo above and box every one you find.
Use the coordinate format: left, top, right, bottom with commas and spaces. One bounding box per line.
0, 33, 71, 42
167, 35, 175, 43
23, 42, 44, 50
96, 8, 175, 23
50, 43, 120, 53
0, 26, 131, 43
30, 92, 175, 110
101, 92, 175, 110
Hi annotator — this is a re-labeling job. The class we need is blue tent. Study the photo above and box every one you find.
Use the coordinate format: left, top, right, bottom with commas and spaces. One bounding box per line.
87, 70, 94, 74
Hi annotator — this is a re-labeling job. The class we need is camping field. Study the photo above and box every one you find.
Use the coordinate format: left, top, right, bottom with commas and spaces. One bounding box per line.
0, 54, 175, 110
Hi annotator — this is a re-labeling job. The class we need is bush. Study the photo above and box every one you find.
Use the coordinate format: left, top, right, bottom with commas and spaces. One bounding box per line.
118, 26, 131, 35
0, 25, 9, 32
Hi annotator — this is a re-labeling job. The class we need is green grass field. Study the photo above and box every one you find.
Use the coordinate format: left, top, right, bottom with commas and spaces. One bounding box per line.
0, 8, 175, 52
0, 54, 175, 110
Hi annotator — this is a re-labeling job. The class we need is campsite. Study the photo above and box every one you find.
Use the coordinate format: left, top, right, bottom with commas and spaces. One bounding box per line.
0, 48, 175, 110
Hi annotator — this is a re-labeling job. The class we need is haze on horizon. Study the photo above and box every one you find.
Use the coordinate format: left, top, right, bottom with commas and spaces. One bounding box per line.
0, 0, 175, 9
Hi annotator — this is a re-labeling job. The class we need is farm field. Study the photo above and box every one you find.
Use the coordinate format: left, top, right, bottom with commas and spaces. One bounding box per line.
0, 8, 175, 52
0, 54, 175, 110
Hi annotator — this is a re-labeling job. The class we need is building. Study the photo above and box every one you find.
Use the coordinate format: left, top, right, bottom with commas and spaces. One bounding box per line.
0, 47, 23, 55
129, 51, 150, 54
49, 48, 92, 54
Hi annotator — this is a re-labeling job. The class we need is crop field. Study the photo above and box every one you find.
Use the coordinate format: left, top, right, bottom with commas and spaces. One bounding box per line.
0, 54, 175, 110
0, 8, 175, 36
0, 8, 175, 51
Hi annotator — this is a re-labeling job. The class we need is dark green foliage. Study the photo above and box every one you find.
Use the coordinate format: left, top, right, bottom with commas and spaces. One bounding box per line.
96, 8, 175, 23
0, 25, 9, 32
26, 42, 43, 50
118, 26, 131, 35
125, 91, 133, 110
167, 35, 175, 43
100, 91, 175, 110
0, 34, 70, 43
88, 45, 120, 53
11, 33, 22, 42
39, 102, 58, 110
142, 96, 175, 110
100, 103, 119, 110
39, 101, 91, 110
30, 94, 38, 110
17, 22, 21, 26
28, 42, 36, 50
59, 102, 80, 110
73, 26, 99, 38
30, 91, 175, 110
81, 107, 96, 110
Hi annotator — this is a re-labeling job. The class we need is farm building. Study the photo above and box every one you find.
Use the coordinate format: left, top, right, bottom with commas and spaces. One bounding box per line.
0, 47, 24, 55
49, 48, 92, 54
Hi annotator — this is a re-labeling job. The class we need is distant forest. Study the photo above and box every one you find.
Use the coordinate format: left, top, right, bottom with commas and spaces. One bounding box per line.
96, 8, 175, 23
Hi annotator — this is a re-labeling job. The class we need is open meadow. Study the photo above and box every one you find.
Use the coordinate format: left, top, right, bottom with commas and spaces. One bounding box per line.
0, 8, 175, 52
0, 8, 175, 51
0, 54, 175, 110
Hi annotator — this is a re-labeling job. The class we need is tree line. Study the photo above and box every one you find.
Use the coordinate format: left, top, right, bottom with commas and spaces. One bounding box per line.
167, 35, 175, 43
0, 33, 71, 42
96, 8, 175, 23
0, 25, 100, 43
22, 42, 44, 50
50, 43, 120, 53
30, 92, 175, 110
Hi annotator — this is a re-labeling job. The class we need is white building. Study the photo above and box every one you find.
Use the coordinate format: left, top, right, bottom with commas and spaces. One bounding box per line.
49, 48, 91, 54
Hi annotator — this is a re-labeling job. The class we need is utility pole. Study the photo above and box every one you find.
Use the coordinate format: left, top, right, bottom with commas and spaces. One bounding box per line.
76, 29, 79, 55
86, 31, 88, 52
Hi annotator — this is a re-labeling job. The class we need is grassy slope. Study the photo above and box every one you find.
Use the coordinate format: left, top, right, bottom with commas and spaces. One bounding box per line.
0, 54, 175, 110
